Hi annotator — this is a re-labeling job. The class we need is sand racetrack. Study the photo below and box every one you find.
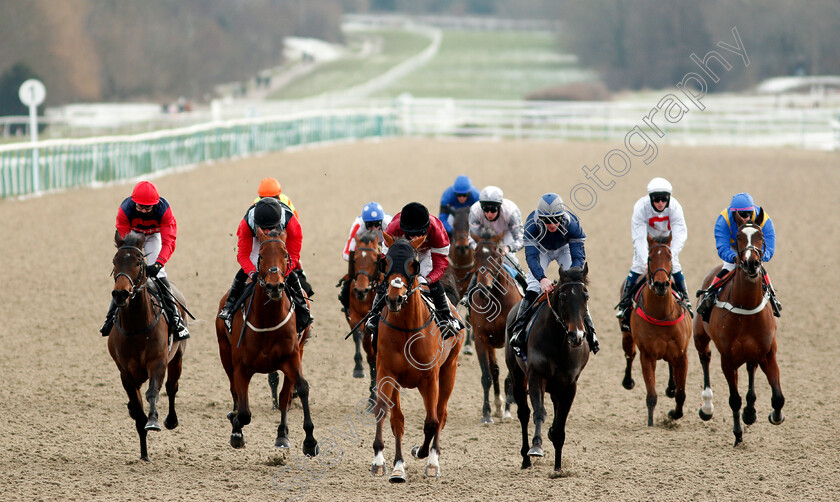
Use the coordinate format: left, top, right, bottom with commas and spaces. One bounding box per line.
1, 138, 839, 501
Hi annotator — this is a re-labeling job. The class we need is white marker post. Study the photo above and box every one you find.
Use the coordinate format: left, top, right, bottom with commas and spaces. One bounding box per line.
18, 79, 46, 193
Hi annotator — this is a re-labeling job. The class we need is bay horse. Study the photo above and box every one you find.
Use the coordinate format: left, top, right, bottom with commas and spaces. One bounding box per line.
370, 234, 464, 482
505, 264, 590, 472
466, 230, 519, 423
627, 234, 692, 426
107, 230, 187, 461
215, 227, 317, 454
345, 230, 383, 399
693, 219, 784, 446
448, 206, 475, 354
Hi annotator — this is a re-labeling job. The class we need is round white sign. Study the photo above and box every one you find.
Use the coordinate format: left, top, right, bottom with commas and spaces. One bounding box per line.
19, 79, 46, 107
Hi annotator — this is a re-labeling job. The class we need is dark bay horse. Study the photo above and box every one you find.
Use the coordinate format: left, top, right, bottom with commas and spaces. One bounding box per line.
448, 206, 475, 354
694, 219, 784, 446
506, 265, 590, 472
107, 230, 187, 461
370, 234, 464, 482
345, 230, 383, 398
215, 228, 317, 454
627, 234, 692, 426
466, 230, 520, 423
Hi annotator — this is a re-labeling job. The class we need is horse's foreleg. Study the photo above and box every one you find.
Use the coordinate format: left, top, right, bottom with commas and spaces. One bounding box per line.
667, 354, 688, 421
760, 347, 785, 425
548, 383, 577, 473
144, 360, 166, 432
163, 346, 184, 430
476, 343, 494, 424
275, 370, 293, 448
510, 363, 531, 468
371, 372, 392, 477
352, 329, 365, 378
622, 330, 636, 390
665, 364, 676, 398
490, 349, 503, 419
721, 358, 743, 446
639, 351, 658, 427
229, 366, 252, 449
742, 362, 758, 425
527, 372, 546, 458
389, 391, 408, 482
121, 373, 148, 461
694, 324, 714, 420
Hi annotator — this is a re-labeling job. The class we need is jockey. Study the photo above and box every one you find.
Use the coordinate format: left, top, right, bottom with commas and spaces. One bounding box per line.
218, 197, 313, 334
338, 201, 393, 313
100, 180, 189, 340
365, 202, 465, 347
509, 193, 598, 356
696, 192, 781, 320
439, 175, 480, 235
464, 185, 527, 293
615, 177, 691, 329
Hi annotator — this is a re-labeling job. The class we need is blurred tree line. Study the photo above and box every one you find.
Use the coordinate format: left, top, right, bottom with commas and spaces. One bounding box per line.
0, 0, 343, 110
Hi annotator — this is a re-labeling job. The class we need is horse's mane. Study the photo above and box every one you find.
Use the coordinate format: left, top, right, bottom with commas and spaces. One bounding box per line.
357, 230, 378, 245
452, 206, 470, 232
561, 266, 589, 286
475, 228, 495, 241
651, 234, 670, 245
267, 229, 283, 238
119, 231, 146, 248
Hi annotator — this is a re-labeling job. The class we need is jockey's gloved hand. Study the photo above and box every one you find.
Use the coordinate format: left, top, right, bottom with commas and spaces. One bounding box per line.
146, 263, 162, 278
248, 271, 258, 282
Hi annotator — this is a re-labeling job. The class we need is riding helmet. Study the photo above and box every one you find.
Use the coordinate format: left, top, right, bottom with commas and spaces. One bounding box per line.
254, 197, 284, 229
361, 202, 385, 223
131, 181, 160, 206
400, 202, 430, 235
647, 177, 672, 210
452, 175, 473, 194
257, 177, 282, 198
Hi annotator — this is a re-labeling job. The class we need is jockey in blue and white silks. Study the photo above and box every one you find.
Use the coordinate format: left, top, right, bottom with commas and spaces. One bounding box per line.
439, 175, 480, 235
696, 192, 782, 319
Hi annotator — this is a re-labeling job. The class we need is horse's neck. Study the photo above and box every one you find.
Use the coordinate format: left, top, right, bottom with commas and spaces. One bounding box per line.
251, 285, 292, 322
122, 290, 158, 329
729, 269, 765, 308
386, 290, 431, 329
640, 284, 675, 318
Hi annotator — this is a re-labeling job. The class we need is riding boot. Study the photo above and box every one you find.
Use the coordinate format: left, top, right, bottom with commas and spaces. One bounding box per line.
672, 271, 694, 318
458, 274, 478, 307
696, 269, 729, 321
219, 269, 248, 322
514, 271, 528, 294
286, 269, 313, 335
763, 273, 782, 317
509, 290, 539, 357
584, 308, 600, 354
156, 276, 189, 340
615, 271, 641, 330
337, 274, 351, 313
296, 269, 315, 297
100, 298, 118, 336
429, 280, 463, 339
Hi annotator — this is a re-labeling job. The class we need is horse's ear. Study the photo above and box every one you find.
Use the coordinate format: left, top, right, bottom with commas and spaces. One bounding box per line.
409, 259, 420, 276
470, 231, 481, 243
755, 207, 766, 225
280, 229, 288, 242
355, 231, 363, 244
256, 227, 266, 240
665, 232, 672, 245
558, 264, 566, 279
115, 229, 123, 246
410, 234, 427, 249
384, 232, 395, 247
378, 257, 389, 274
646, 234, 654, 246
583, 262, 589, 277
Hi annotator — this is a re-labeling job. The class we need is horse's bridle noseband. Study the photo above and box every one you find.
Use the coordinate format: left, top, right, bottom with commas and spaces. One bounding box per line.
736, 224, 765, 278
113, 245, 148, 300
352, 244, 383, 289
646, 243, 672, 288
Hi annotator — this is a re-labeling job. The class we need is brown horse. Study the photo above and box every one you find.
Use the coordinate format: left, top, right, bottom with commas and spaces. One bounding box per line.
626, 234, 692, 426
215, 228, 317, 454
506, 265, 590, 472
107, 230, 187, 461
694, 219, 784, 446
370, 234, 464, 482
448, 206, 475, 354
345, 230, 383, 399
466, 230, 520, 423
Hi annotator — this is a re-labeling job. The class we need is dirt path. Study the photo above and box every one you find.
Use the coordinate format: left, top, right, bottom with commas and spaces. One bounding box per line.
1, 139, 838, 501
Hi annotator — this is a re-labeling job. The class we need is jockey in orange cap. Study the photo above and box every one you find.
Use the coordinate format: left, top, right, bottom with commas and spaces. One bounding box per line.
255, 177, 299, 219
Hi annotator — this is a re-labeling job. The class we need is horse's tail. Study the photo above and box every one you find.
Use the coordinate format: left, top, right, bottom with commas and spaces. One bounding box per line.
440, 270, 461, 305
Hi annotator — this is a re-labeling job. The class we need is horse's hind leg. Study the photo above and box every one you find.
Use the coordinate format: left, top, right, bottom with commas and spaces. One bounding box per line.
665, 364, 676, 398
352, 329, 365, 378
639, 351, 658, 426
761, 347, 785, 425
548, 383, 577, 473
509, 362, 531, 469
742, 362, 758, 425
476, 341, 494, 424
490, 350, 503, 419
721, 358, 743, 446
275, 370, 293, 448
121, 374, 149, 461
527, 372, 547, 457
164, 346, 184, 430
667, 355, 688, 421
268, 372, 280, 410
694, 321, 714, 421
144, 359, 167, 432
622, 329, 636, 390
503, 373, 514, 420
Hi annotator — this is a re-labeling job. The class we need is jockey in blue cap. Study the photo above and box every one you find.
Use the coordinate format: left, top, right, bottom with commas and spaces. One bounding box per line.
337, 202, 392, 313
439, 175, 480, 235
696, 192, 782, 320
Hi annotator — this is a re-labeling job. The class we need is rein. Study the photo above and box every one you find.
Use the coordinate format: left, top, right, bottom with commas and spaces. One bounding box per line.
112, 245, 164, 336
545, 280, 585, 332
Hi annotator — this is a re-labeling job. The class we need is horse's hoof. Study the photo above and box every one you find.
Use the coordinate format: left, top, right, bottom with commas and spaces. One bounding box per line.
769, 411, 785, 425
371, 464, 386, 477
410, 445, 428, 459
480, 415, 494, 424
144, 418, 162, 431
665, 386, 676, 398
303, 440, 319, 457
743, 408, 757, 425
733, 435, 742, 447
275, 436, 291, 449
389, 471, 406, 483
140, 455, 149, 462
527, 446, 544, 457
230, 432, 245, 449
164, 415, 178, 430
622, 377, 635, 390
698, 408, 713, 421
352, 368, 365, 379
424, 464, 440, 478
667, 410, 683, 421
503, 410, 512, 420
521, 458, 531, 469
463, 345, 474, 355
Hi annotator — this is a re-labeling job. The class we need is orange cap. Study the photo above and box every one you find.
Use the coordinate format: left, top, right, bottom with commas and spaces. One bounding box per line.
257, 177, 282, 198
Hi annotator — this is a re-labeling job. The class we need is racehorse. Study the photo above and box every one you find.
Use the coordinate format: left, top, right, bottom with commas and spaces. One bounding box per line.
345, 230, 383, 399
215, 227, 317, 454
626, 234, 692, 426
107, 230, 187, 461
466, 230, 519, 423
370, 234, 464, 482
693, 218, 784, 446
448, 206, 475, 354
506, 264, 590, 472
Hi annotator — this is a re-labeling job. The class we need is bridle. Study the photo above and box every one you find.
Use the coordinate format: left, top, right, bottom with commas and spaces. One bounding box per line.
113, 245, 148, 300
736, 223, 765, 279
255, 238, 288, 292
646, 243, 672, 288
474, 239, 504, 290
546, 280, 586, 334
352, 243, 383, 289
